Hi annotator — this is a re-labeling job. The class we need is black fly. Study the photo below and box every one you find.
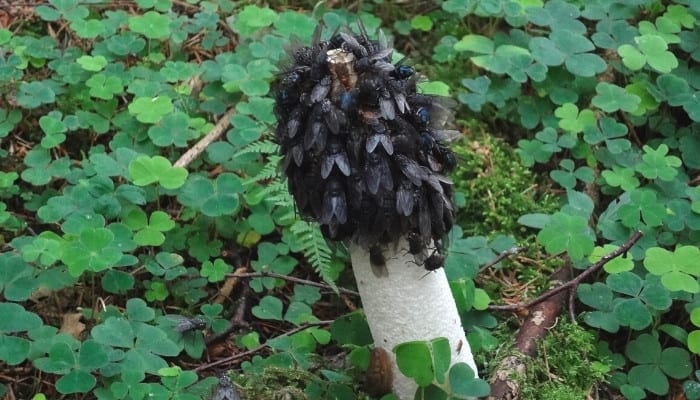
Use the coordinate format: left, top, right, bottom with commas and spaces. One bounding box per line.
212, 374, 240, 400
369, 245, 388, 277
321, 98, 346, 135
321, 136, 351, 178
320, 179, 348, 238
303, 103, 328, 151
407, 231, 428, 264
419, 250, 446, 279
364, 149, 393, 195
167, 315, 208, 333
365, 120, 394, 155
395, 179, 414, 217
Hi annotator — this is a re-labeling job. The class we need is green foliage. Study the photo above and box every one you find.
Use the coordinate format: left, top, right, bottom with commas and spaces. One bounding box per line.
519, 322, 608, 400
6, 0, 700, 398
1, 2, 363, 397
436, 0, 700, 397
451, 131, 557, 235
394, 337, 490, 398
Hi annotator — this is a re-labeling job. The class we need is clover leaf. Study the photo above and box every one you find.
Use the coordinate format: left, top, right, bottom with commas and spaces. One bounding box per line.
532, 30, 607, 77
626, 334, 691, 395
200, 259, 231, 283
76, 55, 107, 72
124, 209, 175, 246
644, 246, 700, 293
592, 82, 641, 113
601, 167, 640, 191
454, 34, 494, 54
86, 74, 123, 100
635, 144, 682, 181
618, 34, 679, 73
147, 112, 199, 147
664, 5, 695, 29
638, 19, 680, 45
177, 173, 242, 217
128, 155, 187, 189
128, 11, 171, 40
62, 227, 123, 277
582, 116, 630, 154
0, 303, 43, 333
16, 81, 56, 109
589, 245, 634, 274
0, 254, 37, 301
618, 189, 666, 228
232, 5, 278, 37
554, 103, 596, 134
537, 211, 595, 261
252, 295, 283, 320
128, 96, 173, 124
0, 109, 21, 138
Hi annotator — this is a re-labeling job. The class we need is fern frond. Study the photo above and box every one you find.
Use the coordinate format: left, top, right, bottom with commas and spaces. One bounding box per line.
267, 177, 293, 205
234, 140, 280, 157
289, 220, 337, 290
243, 155, 282, 185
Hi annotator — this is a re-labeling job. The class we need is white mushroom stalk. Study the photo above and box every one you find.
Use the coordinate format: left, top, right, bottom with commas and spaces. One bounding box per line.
350, 240, 477, 399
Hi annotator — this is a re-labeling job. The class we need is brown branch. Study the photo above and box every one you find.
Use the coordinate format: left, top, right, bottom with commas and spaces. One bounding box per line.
489, 267, 571, 399
174, 107, 236, 168
195, 320, 334, 372
229, 271, 360, 297
479, 246, 525, 274
488, 230, 643, 313
205, 284, 251, 346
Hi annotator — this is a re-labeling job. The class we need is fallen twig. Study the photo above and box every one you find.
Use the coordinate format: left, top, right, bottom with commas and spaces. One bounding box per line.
489, 267, 571, 399
488, 230, 643, 318
195, 320, 334, 372
479, 246, 525, 274
229, 271, 360, 297
175, 107, 236, 168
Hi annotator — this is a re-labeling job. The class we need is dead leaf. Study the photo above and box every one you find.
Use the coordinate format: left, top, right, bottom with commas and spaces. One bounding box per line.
59, 312, 85, 339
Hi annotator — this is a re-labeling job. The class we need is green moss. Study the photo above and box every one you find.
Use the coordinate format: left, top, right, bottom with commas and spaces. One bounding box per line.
451, 127, 558, 237
518, 322, 607, 400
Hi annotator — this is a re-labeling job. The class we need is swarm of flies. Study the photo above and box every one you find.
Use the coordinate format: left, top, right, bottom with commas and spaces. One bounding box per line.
274, 21, 458, 275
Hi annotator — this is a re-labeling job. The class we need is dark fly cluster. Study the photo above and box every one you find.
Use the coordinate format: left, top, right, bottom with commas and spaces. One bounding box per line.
274, 22, 457, 272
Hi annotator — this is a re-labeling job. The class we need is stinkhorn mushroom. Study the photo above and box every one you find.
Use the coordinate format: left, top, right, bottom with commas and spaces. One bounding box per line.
273, 21, 477, 399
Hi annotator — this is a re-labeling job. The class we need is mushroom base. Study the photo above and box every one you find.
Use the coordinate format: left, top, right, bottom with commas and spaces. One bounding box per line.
349, 239, 478, 399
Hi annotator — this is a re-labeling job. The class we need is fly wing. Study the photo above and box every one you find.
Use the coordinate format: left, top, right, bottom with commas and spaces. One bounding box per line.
370, 47, 394, 61
393, 90, 408, 114
365, 162, 382, 195
430, 129, 461, 142
377, 29, 390, 52
323, 101, 346, 134
417, 189, 432, 243
334, 153, 351, 176
366, 134, 381, 153
310, 76, 331, 103
396, 181, 414, 216
333, 193, 348, 224
379, 92, 396, 120
395, 155, 424, 186
378, 156, 394, 192
304, 116, 327, 150
421, 168, 444, 194
321, 154, 335, 179
379, 133, 394, 155
291, 144, 304, 167
340, 32, 368, 57
286, 107, 303, 138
